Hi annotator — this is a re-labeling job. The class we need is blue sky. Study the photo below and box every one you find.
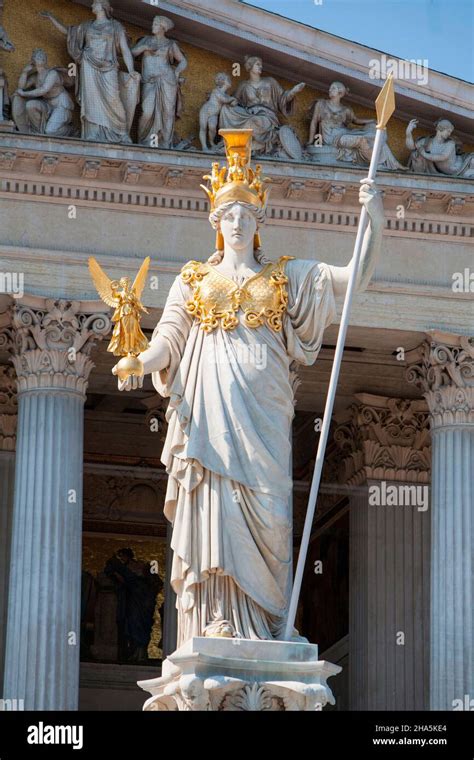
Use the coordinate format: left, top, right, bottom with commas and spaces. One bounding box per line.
244, 0, 474, 82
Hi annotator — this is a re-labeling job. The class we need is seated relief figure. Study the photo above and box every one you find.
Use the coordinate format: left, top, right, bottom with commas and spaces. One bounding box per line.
406, 118, 474, 178
12, 48, 75, 136
40, 0, 140, 143
218, 55, 306, 160
131, 15, 187, 148
308, 80, 405, 170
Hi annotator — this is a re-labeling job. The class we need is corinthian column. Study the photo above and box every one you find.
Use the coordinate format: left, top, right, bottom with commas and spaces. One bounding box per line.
334, 394, 431, 710
407, 331, 474, 710
0, 362, 17, 692
3, 299, 110, 710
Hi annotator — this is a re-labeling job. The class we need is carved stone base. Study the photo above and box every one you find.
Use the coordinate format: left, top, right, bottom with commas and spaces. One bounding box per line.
138, 637, 341, 711
0, 120, 15, 133
306, 144, 358, 167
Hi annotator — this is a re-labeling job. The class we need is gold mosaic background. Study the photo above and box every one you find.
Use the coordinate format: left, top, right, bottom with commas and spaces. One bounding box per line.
4, 0, 469, 161
82, 535, 167, 660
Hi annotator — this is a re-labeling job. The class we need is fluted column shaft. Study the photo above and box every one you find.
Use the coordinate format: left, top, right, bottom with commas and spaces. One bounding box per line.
2, 300, 110, 710
348, 480, 430, 710
0, 363, 17, 693
0, 451, 15, 692
407, 331, 474, 710
430, 426, 473, 708
3, 389, 84, 709
335, 393, 431, 710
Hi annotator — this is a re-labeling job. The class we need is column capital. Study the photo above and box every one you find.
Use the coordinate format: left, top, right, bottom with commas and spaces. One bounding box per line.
9, 299, 111, 396
334, 393, 431, 485
406, 330, 474, 429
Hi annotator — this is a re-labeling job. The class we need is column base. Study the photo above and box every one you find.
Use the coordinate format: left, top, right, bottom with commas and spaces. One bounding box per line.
138, 637, 341, 711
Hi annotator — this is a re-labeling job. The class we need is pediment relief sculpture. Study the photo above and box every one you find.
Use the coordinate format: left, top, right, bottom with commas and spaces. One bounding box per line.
307, 80, 406, 171
0, 5, 468, 178
217, 54, 306, 160
406, 118, 474, 178
40, 1, 139, 143
131, 15, 187, 149
12, 48, 75, 137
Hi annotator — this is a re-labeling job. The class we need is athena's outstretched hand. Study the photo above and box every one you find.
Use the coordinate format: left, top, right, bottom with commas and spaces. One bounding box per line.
112, 364, 144, 392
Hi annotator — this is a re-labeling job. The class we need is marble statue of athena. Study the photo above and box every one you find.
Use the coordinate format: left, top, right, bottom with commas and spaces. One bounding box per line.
115, 129, 385, 646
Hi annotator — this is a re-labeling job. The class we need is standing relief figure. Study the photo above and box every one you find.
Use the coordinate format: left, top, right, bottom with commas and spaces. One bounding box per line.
40, 0, 140, 143
12, 48, 75, 136
131, 16, 187, 148
406, 118, 474, 178
199, 72, 238, 152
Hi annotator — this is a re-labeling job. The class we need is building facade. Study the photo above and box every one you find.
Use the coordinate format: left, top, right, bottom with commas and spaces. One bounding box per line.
0, 0, 473, 711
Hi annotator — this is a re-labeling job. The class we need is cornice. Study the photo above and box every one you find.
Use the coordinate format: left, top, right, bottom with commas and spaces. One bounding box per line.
0, 136, 472, 240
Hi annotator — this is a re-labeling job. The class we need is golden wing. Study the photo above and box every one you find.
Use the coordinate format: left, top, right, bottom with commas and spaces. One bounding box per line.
88, 257, 118, 308
131, 256, 150, 301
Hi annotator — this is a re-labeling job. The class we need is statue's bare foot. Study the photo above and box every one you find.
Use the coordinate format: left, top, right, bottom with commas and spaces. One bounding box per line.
203, 619, 239, 638
288, 627, 309, 643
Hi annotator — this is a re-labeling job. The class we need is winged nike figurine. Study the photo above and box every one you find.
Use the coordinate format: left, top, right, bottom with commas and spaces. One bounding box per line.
88, 256, 150, 379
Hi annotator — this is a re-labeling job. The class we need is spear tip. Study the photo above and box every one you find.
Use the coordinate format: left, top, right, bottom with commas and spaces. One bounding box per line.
375, 72, 396, 129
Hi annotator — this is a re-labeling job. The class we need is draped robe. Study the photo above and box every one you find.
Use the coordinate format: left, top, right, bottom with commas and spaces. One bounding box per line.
311, 99, 405, 170
151, 258, 336, 645
67, 19, 130, 142
219, 77, 294, 155
138, 38, 184, 147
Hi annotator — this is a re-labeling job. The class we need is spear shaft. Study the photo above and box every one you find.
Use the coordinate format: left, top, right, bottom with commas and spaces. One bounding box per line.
284, 76, 395, 642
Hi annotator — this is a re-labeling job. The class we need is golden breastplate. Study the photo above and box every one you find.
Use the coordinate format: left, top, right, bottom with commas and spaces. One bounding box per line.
181, 256, 294, 333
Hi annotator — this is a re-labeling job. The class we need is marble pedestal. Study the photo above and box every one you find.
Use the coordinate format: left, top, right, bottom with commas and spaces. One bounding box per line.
138, 637, 341, 711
